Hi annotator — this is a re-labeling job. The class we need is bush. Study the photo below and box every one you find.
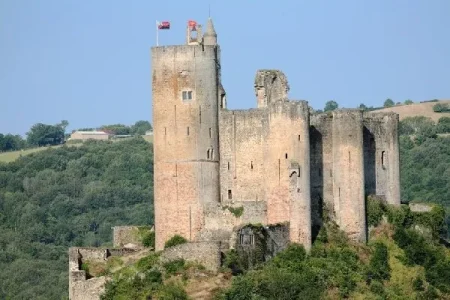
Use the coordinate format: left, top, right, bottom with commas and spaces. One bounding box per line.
156, 283, 188, 300
142, 230, 155, 248
368, 242, 391, 281
433, 103, 450, 113
163, 259, 185, 275
366, 196, 385, 227
164, 234, 187, 249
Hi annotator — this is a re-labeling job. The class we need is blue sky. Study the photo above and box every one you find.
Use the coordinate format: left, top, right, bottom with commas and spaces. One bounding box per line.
1, 0, 449, 135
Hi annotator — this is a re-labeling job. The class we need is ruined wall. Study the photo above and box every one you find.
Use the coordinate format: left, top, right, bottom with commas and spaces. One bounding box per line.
219, 73, 311, 248
363, 112, 400, 206
254, 70, 289, 108
160, 242, 221, 272
112, 226, 151, 248
152, 45, 220, 250
332, 110, 366, 242
68, 248, 107, 300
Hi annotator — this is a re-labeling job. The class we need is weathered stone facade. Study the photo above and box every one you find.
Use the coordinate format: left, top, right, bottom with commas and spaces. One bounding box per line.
152, 19, 401, 251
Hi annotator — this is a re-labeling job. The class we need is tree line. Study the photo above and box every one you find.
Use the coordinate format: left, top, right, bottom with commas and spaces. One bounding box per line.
0, 120, 152, 152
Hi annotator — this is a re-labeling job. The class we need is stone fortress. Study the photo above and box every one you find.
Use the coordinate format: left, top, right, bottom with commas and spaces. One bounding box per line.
152, 18, 400, 252
69, 18, 401, 300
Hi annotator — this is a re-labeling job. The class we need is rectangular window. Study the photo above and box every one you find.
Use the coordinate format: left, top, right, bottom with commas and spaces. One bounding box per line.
182, 90, 193, 101
228, 190, 232, 200
209, 128, 212, 138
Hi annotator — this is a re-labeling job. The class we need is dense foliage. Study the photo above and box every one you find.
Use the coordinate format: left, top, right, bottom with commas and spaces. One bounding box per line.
101, 253, 189, 300
399, 117, 450, 234
0, 138, 153, 299
219, 205, 450, 299
98, 120, 152, 136
27, 120, 68, 147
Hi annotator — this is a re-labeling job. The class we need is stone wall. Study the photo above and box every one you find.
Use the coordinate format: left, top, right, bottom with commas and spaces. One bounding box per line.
254, 70, 289, 108
160, 242, 221, 272
68, 247, 139, 300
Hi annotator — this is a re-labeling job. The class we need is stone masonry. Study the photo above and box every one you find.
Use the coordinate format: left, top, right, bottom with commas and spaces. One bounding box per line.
152, 19, 401, 251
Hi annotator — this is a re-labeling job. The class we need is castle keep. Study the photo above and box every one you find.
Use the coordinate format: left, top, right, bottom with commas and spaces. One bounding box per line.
152, 19, 400, 252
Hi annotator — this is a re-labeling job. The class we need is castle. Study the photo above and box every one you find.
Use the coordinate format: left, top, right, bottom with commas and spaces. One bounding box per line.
152, 18, 401, 252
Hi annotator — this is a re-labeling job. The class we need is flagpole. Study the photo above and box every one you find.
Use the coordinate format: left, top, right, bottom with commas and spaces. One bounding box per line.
156, 21, 159, 46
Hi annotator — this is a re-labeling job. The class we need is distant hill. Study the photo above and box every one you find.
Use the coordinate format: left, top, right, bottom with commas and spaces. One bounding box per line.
375, 100, 450, 122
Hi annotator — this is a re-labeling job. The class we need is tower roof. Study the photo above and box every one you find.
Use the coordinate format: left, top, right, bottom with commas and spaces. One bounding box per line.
204, 18, 217, 37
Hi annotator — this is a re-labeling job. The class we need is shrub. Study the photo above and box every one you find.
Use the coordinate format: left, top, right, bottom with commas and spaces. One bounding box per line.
156, 283, 188, 300
164, 234, 187, 249
405, 99, 414, 105
368, 242, 391, 281
163, 259, 185, 275
366, 196, 385, 227
136, 253, 159, 271
225, 206, 244, 218
433, 103, 450, 113
141, 230, 155, 248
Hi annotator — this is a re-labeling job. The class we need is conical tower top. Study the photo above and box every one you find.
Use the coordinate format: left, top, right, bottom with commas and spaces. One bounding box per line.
203, 18, 217, 45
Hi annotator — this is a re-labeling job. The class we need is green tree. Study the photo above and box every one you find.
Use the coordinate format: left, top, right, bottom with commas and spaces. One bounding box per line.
26, 122, 67, 146
359, 103, 367, 110
101, 124, 131, 135
405, 99, 414, 105
384, 98, 395, 107
324, 100, 338, 112
368, 242, 391, 281
131, 120, 152, 135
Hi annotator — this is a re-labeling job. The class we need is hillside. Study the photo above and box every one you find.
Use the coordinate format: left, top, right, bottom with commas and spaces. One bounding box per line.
0, 138, 153, 299
376, 100, 450, 121
100, 202, 450, 299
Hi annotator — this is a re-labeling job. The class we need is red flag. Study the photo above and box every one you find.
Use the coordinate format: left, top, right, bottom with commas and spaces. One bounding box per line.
157, 21, 170, 30
188, 20, 197, 31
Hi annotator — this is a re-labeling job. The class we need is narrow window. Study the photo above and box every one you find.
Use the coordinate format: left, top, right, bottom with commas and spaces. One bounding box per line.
298, 135, 301, 141
209, 128, 212, 138
285, 153, 288, 159
228, 190, 232, 200
207, 149, 210, 160
227, 162, 230, 170
199, 106, 202, 124
187, 127, 190, 136
298, 166, 301, 177
211, 149, 214, 160
381, 151, 386, 168
250, 161, 253, 170
339, 187, 341, 197
164, 127, 167, 136
182, 90, 193, 101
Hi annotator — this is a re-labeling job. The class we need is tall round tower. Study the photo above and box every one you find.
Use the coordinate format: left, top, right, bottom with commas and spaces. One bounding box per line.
151, 19, 221, 250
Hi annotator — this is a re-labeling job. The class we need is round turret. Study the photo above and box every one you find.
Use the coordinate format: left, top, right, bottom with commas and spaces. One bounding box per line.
203, 18, 217, 45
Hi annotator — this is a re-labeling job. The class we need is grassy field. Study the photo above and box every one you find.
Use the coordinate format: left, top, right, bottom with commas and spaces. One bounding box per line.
0, 146, 63, 163
376, 99, 450, 122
